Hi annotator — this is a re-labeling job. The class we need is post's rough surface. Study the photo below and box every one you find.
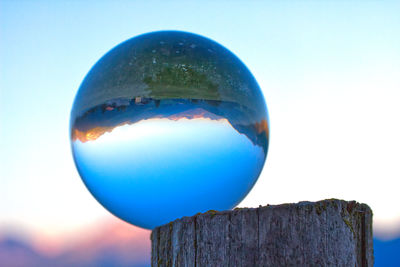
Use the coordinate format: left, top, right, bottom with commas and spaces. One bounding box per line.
151, 199, 373, 267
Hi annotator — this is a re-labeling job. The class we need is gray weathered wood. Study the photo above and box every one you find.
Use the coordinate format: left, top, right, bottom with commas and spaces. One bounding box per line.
151, 199, 373, 267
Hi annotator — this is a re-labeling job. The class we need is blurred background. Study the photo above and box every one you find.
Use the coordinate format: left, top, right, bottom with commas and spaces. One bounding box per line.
1, 1, 399, 266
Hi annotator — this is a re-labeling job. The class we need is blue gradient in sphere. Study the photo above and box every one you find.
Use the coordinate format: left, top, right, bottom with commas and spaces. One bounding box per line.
70, 31, 269, 229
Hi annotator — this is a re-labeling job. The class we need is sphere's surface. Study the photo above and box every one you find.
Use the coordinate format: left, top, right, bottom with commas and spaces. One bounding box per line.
70, 31, 269, 229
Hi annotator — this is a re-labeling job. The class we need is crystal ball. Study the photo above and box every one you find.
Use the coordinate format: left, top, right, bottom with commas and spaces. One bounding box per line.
70, 31, 269, 229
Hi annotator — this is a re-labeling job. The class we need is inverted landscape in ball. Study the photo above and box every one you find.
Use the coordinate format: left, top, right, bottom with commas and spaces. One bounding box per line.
70, 31, 269, 229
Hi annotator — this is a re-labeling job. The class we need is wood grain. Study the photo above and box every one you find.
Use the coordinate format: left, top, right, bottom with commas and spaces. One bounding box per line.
151, 199, 373, 267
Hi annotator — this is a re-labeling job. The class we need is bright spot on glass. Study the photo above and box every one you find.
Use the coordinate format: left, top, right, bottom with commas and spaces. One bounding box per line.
70, 31, 269, 229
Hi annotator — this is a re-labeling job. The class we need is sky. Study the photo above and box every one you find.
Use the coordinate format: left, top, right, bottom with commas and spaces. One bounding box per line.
1, 0, 400, 243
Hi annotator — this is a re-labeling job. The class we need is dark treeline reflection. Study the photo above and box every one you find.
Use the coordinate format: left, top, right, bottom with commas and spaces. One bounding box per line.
72, 97, 268, 154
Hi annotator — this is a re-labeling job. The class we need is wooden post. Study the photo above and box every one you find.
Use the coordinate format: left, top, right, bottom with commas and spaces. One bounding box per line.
151, 199, 373, 267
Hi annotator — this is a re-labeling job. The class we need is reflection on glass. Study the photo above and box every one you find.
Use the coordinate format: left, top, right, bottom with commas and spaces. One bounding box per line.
70, 31, 269, 229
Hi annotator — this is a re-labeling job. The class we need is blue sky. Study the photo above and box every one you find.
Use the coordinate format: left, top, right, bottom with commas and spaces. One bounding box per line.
1, 1, 400, 239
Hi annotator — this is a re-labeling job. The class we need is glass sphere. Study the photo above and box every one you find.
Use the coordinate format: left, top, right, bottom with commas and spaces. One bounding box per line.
70, 31, 269, 229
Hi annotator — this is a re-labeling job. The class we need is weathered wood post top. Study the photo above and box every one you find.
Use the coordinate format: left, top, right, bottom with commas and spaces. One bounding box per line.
151, 199, 373, 267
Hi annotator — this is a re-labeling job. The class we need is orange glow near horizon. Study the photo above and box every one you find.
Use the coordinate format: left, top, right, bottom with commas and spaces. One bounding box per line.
255, 119, 269, 138
71, 107, 270, 144
72, 113, 230, 143
25, 219, 151, 258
